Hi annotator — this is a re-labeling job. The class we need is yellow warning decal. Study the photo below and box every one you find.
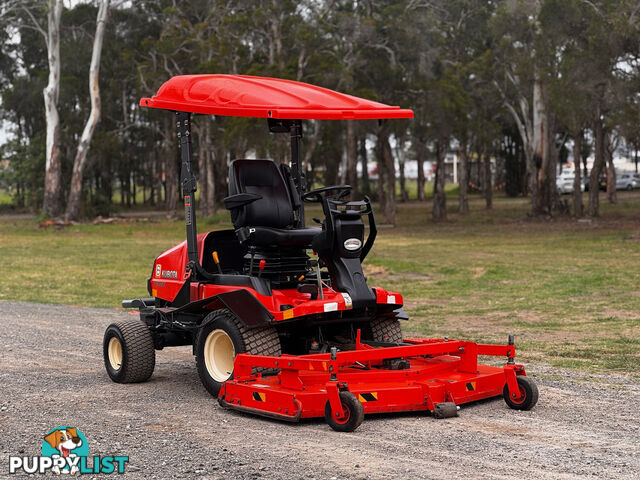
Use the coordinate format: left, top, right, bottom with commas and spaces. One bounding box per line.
252, 392, 266, 402
466, 382, 476, 392
282, 309, 294, 320
358, 392, 378, 402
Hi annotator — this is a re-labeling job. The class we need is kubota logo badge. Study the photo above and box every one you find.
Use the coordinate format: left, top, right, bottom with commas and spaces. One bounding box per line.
344, 238, 362, 251
155, 263, 162, 277
8, 426, 129, 475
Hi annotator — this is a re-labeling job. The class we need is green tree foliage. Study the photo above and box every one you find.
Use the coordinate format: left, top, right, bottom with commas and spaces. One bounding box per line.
0, 0, 638, 219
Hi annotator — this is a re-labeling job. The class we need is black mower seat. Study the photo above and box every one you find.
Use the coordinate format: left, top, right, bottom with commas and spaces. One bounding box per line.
226, 159, 319, 247
239, 225, 320, 247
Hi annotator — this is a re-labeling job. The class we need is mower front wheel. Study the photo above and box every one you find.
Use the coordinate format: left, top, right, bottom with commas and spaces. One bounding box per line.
196, 309, 281, 397
103, 319, 156, 383
324, 391, 365, 432
503, 375, 539, 410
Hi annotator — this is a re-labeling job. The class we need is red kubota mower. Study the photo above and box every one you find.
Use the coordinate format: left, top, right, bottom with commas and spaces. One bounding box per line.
103, 75, 538, 432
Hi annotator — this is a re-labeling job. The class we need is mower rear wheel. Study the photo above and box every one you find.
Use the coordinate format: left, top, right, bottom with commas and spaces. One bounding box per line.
503, 375, 539, 410
196, 309, 281, 397
324, 391, 364, 432
370, 317, 403, 343
103, 318, 156, 383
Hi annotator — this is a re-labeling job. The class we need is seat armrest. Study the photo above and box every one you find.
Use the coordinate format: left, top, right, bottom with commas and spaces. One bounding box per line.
223, 193, 263, 210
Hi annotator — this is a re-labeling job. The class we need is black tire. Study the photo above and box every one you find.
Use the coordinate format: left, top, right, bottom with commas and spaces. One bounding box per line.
103, 318, 155, 383
369, 317, 403, 343
324, 391, 365, 432
503, 376, 539, 410
627, 184, 633, 191
195, 309, 281, 397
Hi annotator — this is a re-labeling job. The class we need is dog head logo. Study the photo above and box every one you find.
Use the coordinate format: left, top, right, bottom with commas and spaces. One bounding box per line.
44, 427, 83, 457
41, 426, 89, 474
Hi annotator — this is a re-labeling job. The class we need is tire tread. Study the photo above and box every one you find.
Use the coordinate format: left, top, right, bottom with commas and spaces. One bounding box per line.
109, 318, 155, 383
370, 318, 403, 343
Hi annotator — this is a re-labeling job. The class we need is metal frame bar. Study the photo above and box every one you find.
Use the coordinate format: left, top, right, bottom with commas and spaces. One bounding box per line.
176, 111, 199, 278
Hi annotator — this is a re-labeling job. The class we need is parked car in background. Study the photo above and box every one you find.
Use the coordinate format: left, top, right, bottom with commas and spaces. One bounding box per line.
616, 173, 640, 190
557, 174, 585, 194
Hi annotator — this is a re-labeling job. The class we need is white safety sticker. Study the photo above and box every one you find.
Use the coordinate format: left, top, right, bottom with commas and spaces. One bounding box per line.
387, 295, 396, 304
323, 302, 338, 312
341, 293, 353, 309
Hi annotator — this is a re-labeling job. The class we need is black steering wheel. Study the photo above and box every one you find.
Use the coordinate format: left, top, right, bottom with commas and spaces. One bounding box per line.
302, 185, 352, 203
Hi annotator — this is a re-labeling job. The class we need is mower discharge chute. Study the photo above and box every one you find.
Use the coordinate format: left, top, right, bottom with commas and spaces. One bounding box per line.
103, 74, 538, 432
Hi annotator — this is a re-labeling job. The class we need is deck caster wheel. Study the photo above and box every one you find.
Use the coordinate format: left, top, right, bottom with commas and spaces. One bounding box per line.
103, 318, 155, 383
503, 376, 539, 410
196, 309, 281, 398
433, 402, 459, 419
324, 391, 364, 432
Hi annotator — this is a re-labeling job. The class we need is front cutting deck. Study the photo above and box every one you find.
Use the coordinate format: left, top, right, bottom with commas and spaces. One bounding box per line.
219, 335, 528, 429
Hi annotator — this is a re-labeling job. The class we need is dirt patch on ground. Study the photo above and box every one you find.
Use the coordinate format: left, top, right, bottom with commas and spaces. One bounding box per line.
363, 264, 432, 282
1, 302, 639, 479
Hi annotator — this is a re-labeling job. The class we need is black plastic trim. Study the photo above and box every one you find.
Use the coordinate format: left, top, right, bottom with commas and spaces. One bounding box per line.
171, 289, 274, 329
122, 298, 156, 309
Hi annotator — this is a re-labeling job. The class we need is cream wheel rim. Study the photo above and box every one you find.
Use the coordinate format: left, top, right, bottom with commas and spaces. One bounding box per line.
204, 329, 235, 382
108, 337, 123, 370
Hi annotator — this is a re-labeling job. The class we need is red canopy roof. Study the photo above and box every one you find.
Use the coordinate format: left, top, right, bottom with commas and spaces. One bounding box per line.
140, 74, 413, 120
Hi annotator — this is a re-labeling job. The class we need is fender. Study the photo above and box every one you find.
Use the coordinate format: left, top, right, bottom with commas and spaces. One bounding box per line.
172, 289, 274, 329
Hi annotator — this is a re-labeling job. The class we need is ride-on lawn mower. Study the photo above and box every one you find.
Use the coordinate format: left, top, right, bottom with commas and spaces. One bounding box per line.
103, 75, 538, 432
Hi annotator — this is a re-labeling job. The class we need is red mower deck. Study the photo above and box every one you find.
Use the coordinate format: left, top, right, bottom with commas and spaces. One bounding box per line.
220, 334, 534, 431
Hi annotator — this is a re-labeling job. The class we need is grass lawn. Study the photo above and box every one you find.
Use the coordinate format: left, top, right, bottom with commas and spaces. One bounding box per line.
1, 192, 639, 377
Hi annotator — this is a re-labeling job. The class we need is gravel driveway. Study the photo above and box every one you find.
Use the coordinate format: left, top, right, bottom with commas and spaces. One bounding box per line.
1, 301, 638, 479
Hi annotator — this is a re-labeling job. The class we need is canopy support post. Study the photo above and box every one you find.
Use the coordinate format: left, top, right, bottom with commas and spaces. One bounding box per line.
289, 119, 305, 228
176, 111, 199, 279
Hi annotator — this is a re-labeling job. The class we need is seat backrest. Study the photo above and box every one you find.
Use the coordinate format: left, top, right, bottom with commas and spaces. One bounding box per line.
228, 159, 294, 229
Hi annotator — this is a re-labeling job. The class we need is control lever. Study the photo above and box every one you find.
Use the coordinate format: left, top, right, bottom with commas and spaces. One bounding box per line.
315, 260, 324, 300
248, 246, 256, 276
212, 251, 223, 274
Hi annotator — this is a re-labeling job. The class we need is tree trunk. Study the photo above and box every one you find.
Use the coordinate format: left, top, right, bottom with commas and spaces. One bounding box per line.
359, 137, 370, 196
482, 145, 492, 209
396, 135, 409, 202
206, 122, 216, 214
197, 121, 210, 217
587, 110, 605, 217
64, 0, 110, 221
303, 121, 321, 186
42, 0, 63, 218
214, 146, 228, 203
345, 120, 359, 199
606, 134, 616, 204
458, 142, 469, 215
548, 125, 564, 214
572, 131, 583, 217
432, 136, 448, 221
399, 160, 408, 202
532, 79, 550, 216
415, 136, 426, 202
376, 122, 395, 224
164, 116, 178, 218
213, 119, 228, 204
382, 133, 396, 225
